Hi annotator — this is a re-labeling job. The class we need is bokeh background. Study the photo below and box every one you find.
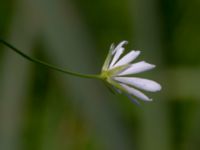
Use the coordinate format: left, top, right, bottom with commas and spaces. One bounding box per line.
0, 0, 200, 150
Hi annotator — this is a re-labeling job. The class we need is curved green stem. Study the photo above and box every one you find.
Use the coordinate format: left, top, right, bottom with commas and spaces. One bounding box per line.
0, 39, 101, 79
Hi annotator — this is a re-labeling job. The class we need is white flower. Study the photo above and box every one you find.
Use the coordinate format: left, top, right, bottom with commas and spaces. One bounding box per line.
101, 40, 161, 104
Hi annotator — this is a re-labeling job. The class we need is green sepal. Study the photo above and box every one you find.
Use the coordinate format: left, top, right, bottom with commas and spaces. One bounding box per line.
102, 81, 118, 95
101, 43, 115, 71
107, 64, 129, 76
107, 78, 126, 92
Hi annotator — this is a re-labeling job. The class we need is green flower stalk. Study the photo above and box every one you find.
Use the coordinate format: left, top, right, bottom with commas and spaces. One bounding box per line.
0, 39, 161, 104
0, 39, 100, 79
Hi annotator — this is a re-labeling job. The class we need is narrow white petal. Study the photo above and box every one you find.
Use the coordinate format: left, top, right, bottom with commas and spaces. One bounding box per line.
120, 84, 152, 101
113, 50, 140, 68
114, 77, 161, 92
118, 61, 155, 76
109, 47, 125, 68
109, 41, 128, 68
112, 40, 128, 54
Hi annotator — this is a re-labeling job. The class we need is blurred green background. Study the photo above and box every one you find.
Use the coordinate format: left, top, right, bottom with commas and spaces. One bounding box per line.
0, 0, 200, 150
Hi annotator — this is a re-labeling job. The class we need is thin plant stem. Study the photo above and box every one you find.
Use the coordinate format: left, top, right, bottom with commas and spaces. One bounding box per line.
0, 39, 101, 79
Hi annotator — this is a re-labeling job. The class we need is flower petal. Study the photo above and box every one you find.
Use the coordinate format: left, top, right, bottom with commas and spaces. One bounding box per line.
113, 50, 140, 68
109, 41, 128, 68
112, 40, 128, 54
109, 47, 125, 68
118, 61, 155, 76
120, 84, 152, 101
114, 77, 161, 92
